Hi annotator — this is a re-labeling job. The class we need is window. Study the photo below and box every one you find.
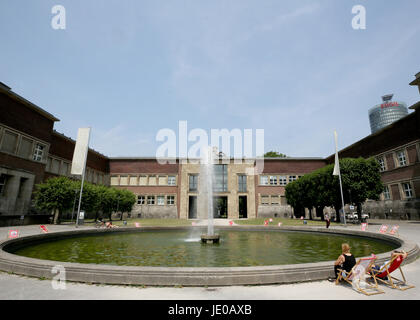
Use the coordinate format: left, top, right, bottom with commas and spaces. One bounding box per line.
147, 196, 155, 205
60, 162, 69, 176
139, 176, 148, 185
18, 177, 28, 198
289, 176, 297, 183
33, 143, 45, 162
158, 176, 166, 185
278, 176, 287, 186
402, 183, 413, 199
167, 195, 175, 205
378, 157, 386, 172
1, 131, 18, 154
260, 175, 269, 185
0, 175, 7, 196
269, 175, 277, 185
261, 195, 270, 205
110, 176, 119, 186
238, 175, 247, 192
168, 176, 176, 186
148, 176, 157, 185
271, 195, 280, 205
137, 195, 145, 205
213, 164, 228, 192
157, 195, 165, 205
397, 150, 407, 166
189, 175, 198, 191
51, 159, 60, 174
18, 137, 33, 158
129, 176, 138, 186
383, 186, 391, 200
120, 176, 128, 185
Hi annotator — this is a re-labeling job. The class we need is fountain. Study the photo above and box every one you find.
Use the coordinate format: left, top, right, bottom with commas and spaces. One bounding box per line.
200, 146, 220, 244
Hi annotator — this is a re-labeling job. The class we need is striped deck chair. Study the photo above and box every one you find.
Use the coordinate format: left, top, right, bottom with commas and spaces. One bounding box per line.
336, 256, 384, 295
388, 225, 399, 236
379, 225, 388, 233
370, 253, 414, 291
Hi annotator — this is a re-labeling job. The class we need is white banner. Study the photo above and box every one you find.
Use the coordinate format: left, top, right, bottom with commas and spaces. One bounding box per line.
71, 128, 91, 176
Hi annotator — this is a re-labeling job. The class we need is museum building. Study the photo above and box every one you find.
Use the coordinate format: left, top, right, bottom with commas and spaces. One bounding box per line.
1, 72, 419, 221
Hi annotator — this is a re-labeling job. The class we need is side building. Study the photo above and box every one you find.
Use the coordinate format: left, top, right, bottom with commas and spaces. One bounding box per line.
0, 83, 109, 224
325, 73, 420, 220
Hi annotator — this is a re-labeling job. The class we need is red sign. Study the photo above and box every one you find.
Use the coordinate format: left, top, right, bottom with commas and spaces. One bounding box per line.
380, 102, 398, 109
8, 230, 19, 239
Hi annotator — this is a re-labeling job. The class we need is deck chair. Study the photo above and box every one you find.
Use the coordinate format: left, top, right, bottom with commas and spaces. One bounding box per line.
361, 223, 368, 231
40, 225, 49, 233
370, 253, 415, 291
379, 225, 388, 233
388, 225, 399, 236
336, 256, 384, 295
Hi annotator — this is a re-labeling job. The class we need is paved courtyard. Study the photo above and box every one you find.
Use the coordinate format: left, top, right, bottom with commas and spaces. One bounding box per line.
0, 220, 419, 300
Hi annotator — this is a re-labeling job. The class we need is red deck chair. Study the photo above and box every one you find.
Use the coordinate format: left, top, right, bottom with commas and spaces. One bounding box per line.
40, 225, 49, 233
371, 253, 415, 291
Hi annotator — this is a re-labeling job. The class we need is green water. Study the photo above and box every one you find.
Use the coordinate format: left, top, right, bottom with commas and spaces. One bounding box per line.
12, 230, 397, 267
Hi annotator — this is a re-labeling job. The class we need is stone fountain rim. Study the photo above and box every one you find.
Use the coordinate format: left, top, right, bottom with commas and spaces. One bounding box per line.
0, 226, 418, 286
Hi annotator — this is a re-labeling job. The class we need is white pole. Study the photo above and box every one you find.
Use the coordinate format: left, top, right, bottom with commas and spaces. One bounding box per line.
334, 131, 346, 225
338, 170, 346, 225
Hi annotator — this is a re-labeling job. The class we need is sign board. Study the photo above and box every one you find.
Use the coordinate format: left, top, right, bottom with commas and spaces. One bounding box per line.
79, 211, 85, 219
349, 205, 355, 210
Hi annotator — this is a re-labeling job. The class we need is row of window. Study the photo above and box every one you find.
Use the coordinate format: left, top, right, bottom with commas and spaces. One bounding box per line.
260, 194, 288, 206
111, 175, 177, 187
46, 156, 107, 185
377, 146, 416, 172
259, 175, 301, 186
137, 195, 176, 206
383, 182, 415, 200
0, 126, 47, 163
188, 172, 247, 192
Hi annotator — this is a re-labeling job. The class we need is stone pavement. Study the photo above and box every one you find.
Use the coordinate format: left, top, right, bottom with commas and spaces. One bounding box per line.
0, 220, 419, 300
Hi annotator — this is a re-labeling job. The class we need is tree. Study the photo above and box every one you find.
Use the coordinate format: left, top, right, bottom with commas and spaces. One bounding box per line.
34, 177, 78, 224
285, 157, 383, 223
264, 151, 287, 158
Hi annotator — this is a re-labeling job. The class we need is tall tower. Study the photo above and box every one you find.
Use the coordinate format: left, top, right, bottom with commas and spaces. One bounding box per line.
368, 94, 408, 134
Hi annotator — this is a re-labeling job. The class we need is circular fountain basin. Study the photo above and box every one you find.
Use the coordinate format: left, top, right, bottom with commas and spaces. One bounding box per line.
0, 226, 418, 286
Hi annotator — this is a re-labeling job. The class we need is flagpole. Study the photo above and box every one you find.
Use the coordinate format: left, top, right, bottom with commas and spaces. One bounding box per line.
334, 131, 346, 225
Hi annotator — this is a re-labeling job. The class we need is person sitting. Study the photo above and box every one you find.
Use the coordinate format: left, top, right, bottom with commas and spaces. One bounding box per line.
329, 243, 356, 282
105, 221, 118, 229
370, 250, 407, 280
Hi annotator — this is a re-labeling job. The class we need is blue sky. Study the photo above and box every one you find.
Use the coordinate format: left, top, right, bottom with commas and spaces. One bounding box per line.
1, 0, 419, 158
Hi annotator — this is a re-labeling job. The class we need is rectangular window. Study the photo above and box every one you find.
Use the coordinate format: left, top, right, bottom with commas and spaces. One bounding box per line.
269, 175, 277, 185
0, 175, 7, 196
261, 195, 270, 205
158, 176, 167, 185
148, 176, 157, 185
60, 162, 69, 176
51, 159, 60, 174
402, 183, 413, 199
33, 143, 45, 162
120, 176, 128, 185
278, 176, 287, 186
383, 186, 391, 200
157, 195, 165, 205
167, 195, 175, 205
289, 176, 297, 183
397, 151, 407, 166
1, 131, 18, 154
137, 195, 145, 205
378, 157, 386, 172
147, 196, 155, 205
271, 195, 280, 205
18, 137, 33, 159
260, 175, 269, 185
238, 175, 247, 192
189, 175, 198, 192
17, 177, 28, 198
110, 176, 119, 186
129, 176, 138, 186
139, 176, 148, 186
168, 176, 176, 186
213, 164, 228, 192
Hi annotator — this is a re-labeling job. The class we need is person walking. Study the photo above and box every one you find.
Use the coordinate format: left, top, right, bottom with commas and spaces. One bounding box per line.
324, 212, 331, 229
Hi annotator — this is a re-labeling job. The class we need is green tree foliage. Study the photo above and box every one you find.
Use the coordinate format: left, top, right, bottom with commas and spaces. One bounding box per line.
34, 177, 78, 224
264, 151, 287, 158
35, 177, 136, 224
285, 158, 383, 222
